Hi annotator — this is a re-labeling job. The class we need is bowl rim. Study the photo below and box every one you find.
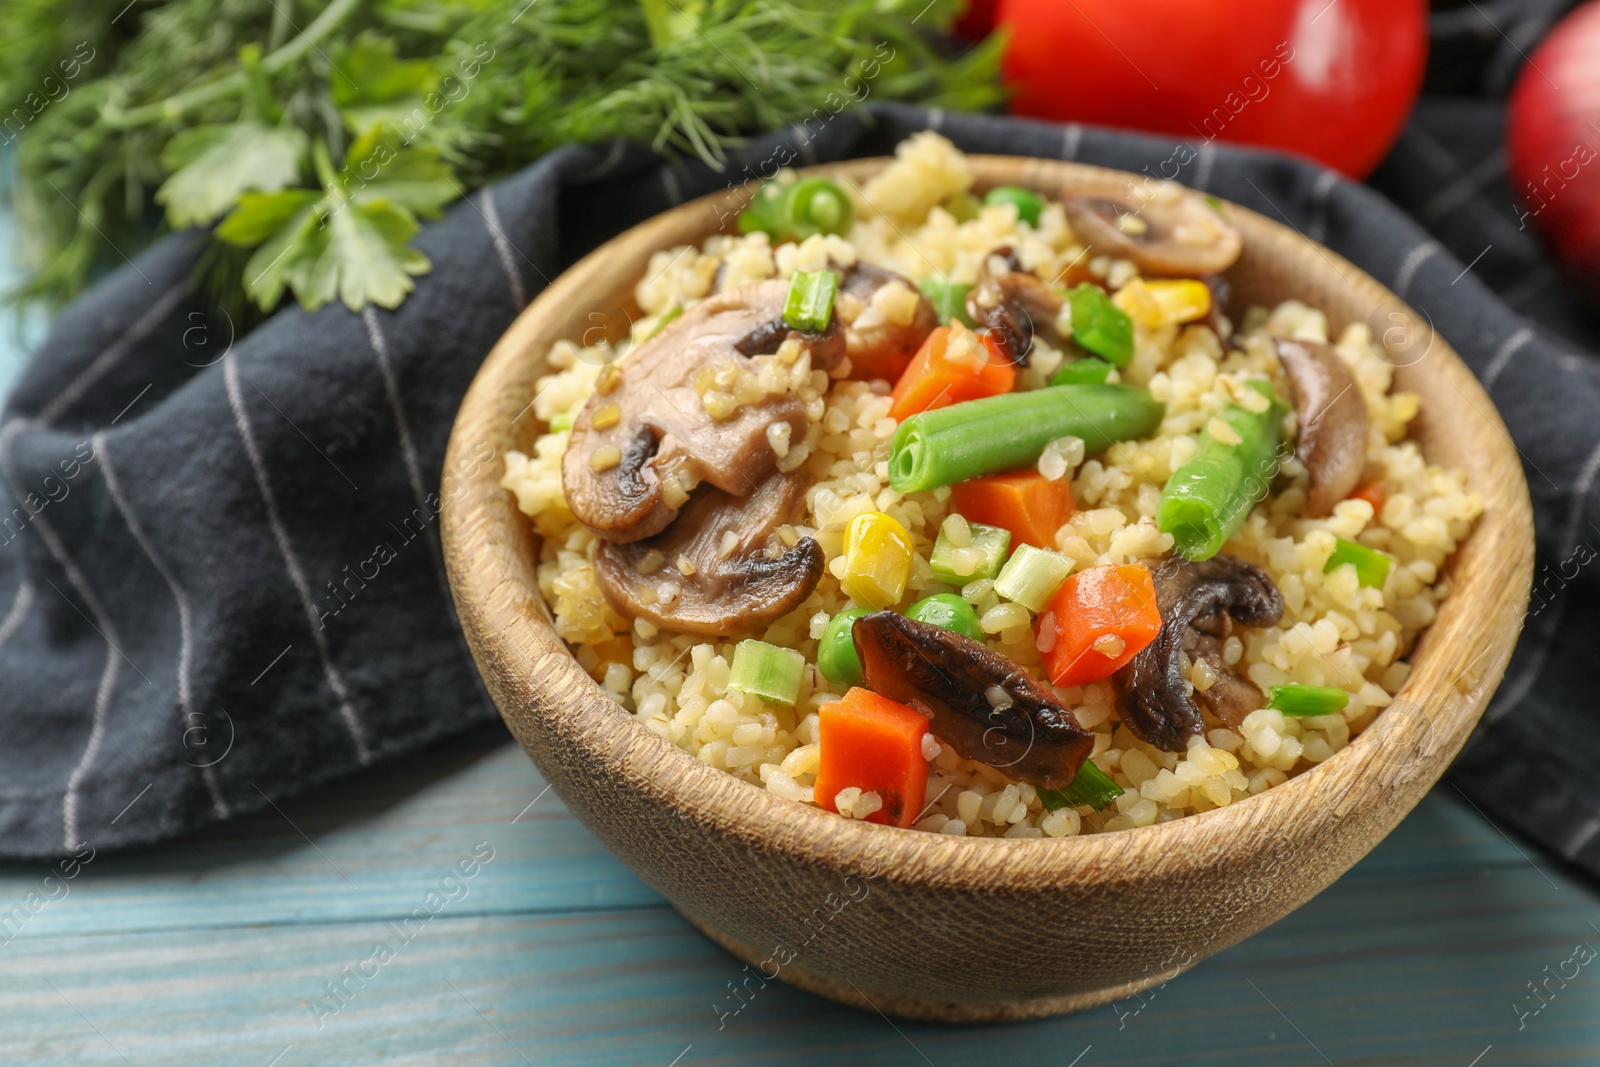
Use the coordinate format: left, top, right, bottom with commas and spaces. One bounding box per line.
443, 154, 1534, 890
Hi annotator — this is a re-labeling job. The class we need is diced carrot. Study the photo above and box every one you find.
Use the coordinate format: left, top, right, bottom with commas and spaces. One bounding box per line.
815, 687, 930, 828
950, 471, 1076, 550
888, 325, 1015, 421
1348, 482, 1386, 513
1039, 563, 1162, 687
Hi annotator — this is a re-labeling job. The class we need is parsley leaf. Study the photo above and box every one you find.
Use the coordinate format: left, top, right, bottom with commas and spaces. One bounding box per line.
157, 123, 308, 228
217, 124, 457, 313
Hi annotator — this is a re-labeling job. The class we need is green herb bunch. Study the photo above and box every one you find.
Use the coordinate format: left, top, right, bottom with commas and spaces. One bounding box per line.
0, 0, 1002, 318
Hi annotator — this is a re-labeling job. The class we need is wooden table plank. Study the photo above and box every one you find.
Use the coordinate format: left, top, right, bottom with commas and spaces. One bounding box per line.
4, 862, 1597, 1067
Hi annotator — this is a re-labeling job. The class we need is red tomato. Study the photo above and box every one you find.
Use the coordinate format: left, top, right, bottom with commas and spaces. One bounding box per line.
954, 0, 998, 40
1506, 0, 1600, 301
996, 0, 1428, 179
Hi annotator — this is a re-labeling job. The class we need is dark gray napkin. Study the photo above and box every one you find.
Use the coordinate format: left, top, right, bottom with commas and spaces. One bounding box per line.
3, 9, 1595, 865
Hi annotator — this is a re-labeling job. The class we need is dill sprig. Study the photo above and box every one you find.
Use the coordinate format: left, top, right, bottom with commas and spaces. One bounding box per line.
2, 0, 1003, 319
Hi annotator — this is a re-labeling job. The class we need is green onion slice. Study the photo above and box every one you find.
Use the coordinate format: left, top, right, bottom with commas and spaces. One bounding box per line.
643, 302, 682, 342
1266, 684, 1350, 717
728, 639, 806, 705
1068, 284, 1134, 367
1038, 760, 1123, 812
782, 269, 838, 333
993, 543, 1071, 612
984, 185, 1044, 226
929, 520, 1010, 586
918, 276, 976, 327
1324, 537, 1392, 589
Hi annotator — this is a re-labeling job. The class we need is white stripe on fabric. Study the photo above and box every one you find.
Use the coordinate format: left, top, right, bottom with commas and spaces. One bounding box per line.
925, 108, 945, 132
0, 579, 33, 651
479, 188, 526, 309
362, 307, 442, 568
1191, 141, 1216, 192
1486, 434, 1600, 730
1563, 810, 1600, 860
1482, 326, 1534, 390
0, 421, 124, 850
1060, 123, 1083, 160
575, 138, 627, 183
223, 357, 371, 764
1305, 169, 1339, 244
790, 124, 818, 167
1393, 241, 1439, 298
96, 432, 229, 819
661, 167, 683, 207
39, 282, 189, 428
1420, 147, 1508, 223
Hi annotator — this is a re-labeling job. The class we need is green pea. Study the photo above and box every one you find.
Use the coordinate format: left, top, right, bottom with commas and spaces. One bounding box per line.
818, 608, 869, 690
905, 593, 984, 642
984, 185, 1044, 227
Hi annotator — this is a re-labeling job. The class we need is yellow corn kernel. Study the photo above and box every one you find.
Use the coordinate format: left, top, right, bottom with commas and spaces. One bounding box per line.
1113, 278, 1212, 328
841, 511, 914, 609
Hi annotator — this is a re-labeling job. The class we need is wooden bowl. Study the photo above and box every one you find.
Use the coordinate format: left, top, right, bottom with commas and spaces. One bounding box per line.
442, 157, 1534, 1022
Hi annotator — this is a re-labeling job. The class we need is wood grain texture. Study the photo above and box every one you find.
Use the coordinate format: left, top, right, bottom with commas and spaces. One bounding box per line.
441, 157, 1536, 1020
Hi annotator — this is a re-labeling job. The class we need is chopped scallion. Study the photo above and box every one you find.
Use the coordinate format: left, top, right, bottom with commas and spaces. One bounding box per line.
1050, 357, 1113, 386
549, 411, 574, 432
1324, 537, 1392, 588
929, 520, 1011, 585
1038, 760, 1123, 812
918, 276, 976, 327
984, 185, 1044, 226
1068, 284, 1134, 366
728, 639, 806, 705
993, 543, 1071, 612
643, 302, 682, 341
1266, 684, 1350, 717
738, 177, 854, 244
782, 269, 838, 333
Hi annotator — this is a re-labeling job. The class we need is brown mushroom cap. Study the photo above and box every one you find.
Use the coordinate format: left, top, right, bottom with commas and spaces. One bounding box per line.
1275, 338, 1370, 517
853, 612, 1094, 788
1063, 179, 1243, 277
838, 261, 938, 371
1114, 555, 1284, 751
593, 471, 822, 636
966, 246, 1065, 365
562, 280, 820, 544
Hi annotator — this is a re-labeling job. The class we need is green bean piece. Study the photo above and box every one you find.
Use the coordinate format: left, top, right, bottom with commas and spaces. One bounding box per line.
1156, 379, 1288, 561
1050, 357, 1113, 386
984, 185, 1044, 226
918, 276, 976, 327
817, 608, 869, 690
1068, 284, 1134, 366
905, 593, 985, 642
888, 384, 1165, 493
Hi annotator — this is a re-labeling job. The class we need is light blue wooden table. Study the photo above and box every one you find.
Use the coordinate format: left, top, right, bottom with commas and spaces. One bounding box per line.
3, 166, 1597, 1067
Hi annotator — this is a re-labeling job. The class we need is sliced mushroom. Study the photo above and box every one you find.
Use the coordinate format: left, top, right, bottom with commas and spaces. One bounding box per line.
966, 246, 1065, 365
1114, 555, 1284, 751
1274, 338, 1370, 518
837, 261, 938, 373
1063, 179, 1242, 277
853, 612, 1094, 788
593, 471, 822, 636
563, 280, 818, 544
